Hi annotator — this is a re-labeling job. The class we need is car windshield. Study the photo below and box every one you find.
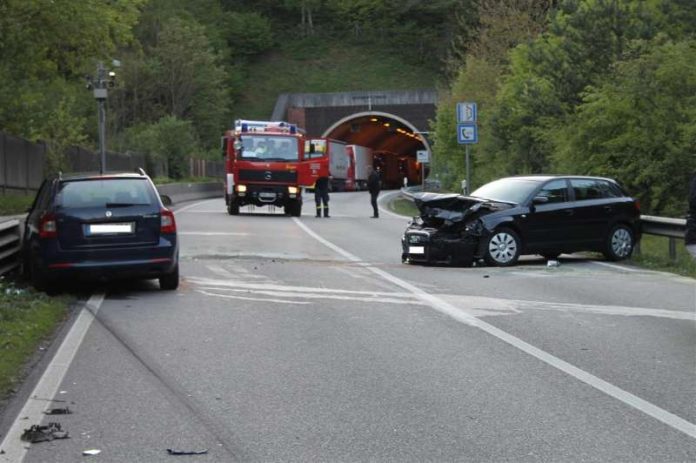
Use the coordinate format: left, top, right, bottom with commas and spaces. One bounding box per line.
470, 178, 542, 204
239, 135, 298, 161
56, 178, 156, 208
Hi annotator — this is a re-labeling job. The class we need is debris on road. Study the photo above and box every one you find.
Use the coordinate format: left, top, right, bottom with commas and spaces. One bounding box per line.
166, 448, 209, 455
547, 260, 560, 267
20, 422, 69, 443
82, 449, 102, 456
44, 407, 72, 415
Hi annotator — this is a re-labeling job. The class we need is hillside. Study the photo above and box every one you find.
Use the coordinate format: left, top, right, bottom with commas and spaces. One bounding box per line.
232, 38, 443, 121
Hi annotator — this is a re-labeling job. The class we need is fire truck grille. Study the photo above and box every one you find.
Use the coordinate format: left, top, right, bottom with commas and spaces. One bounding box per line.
239, 169, 297, 183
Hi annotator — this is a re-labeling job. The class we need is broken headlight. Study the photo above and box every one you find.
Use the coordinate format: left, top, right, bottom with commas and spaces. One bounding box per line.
464, 219, 483, 236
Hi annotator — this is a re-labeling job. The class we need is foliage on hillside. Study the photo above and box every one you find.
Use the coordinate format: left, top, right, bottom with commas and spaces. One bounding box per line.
0, 0, 469, 179
433, 0, 696, 216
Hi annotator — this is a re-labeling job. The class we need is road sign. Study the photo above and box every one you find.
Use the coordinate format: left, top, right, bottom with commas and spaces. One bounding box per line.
457, 102, 477, 123
457, 123, 478, 144
416, 150, 429, 163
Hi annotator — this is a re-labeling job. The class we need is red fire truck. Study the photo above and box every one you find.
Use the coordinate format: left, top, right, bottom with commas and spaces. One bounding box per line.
221, 120, 327, 216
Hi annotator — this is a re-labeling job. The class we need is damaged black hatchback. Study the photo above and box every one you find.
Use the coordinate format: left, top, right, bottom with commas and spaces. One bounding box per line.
401, 175, 641, 267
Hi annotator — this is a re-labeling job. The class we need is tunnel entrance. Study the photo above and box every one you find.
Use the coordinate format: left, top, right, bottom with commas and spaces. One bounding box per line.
321, 111, 430, 188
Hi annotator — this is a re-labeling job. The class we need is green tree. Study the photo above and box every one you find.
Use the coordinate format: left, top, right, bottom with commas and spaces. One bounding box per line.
552, 39, 696, 215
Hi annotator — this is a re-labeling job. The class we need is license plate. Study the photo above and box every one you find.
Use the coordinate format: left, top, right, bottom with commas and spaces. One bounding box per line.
409, 246, 425, 254
259, 192, 276, 199
88, 223, 134, 235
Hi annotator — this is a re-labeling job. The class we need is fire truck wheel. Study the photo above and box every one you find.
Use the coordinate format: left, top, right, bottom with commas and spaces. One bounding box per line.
227, 201, 240, 215
286, 200, 302, 217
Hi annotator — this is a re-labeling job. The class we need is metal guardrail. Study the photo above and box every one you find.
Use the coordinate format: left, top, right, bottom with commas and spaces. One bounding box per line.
400, 188, 688, 260
0, 219, 22, 277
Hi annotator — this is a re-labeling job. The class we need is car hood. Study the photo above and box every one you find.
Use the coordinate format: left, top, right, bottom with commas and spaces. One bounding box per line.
412, 192, 511, 225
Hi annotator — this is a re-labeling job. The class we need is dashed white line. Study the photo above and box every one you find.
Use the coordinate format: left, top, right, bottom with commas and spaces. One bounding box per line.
291, 217, 696, 440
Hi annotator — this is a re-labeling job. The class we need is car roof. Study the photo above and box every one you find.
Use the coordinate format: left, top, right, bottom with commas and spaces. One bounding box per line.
502, 174, 617, 183
57, 172, 149, 182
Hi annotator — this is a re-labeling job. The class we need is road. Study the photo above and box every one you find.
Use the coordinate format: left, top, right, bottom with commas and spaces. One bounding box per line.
1, 191, 695, 462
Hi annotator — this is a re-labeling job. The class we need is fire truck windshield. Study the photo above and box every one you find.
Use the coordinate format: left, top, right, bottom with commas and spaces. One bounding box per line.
239, 135, 298, 162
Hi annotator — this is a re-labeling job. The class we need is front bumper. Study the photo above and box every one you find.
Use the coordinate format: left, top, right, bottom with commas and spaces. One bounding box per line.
232, 184, 300, 207
401, 229, 477, 266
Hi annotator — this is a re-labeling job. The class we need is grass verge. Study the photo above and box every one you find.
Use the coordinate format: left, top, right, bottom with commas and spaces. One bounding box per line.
0, 195, 33, 216
0, 279, 71, 401
389, 196, 418, 217
630, 234, 696, 278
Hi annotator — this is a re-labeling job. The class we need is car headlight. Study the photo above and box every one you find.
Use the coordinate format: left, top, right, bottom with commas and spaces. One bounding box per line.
288, 186, 299, 194
236, 185, 247, 193
464, 220, 483, 235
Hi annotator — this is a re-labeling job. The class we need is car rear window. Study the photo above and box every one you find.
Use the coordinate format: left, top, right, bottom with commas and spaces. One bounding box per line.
56, 178, 157, 208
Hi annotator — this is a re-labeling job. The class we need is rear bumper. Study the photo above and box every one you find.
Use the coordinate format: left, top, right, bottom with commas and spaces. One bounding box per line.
36, 236, 178, 281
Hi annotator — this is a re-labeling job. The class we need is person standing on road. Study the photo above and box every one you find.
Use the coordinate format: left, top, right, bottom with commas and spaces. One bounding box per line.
685, 174, 696, 258
367, 168, 381, 218
315, 176, 330, 218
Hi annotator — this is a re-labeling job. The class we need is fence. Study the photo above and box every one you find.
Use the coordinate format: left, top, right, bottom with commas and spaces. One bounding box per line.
0, 130, 224, 194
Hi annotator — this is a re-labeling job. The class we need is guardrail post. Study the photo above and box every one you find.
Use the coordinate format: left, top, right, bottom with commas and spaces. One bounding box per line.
668, 237, 677, 261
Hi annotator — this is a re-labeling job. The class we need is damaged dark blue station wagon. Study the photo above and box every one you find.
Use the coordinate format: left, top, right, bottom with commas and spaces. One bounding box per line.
23, 171, 179, 291
402, 175, 641, 267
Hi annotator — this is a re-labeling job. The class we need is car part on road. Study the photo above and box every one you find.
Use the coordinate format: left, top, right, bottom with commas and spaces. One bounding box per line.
166, 448, 209, 455
20, 422, 69, 443
43, 407, 72, 415
82, 449, 102, 456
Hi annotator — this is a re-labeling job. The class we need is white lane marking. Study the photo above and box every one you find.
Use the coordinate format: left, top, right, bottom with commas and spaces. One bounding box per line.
196, 290, 310, 305
0, 293, 106, 463
200, 287, 417, 305
173, 198, 220, 214
589, 260, 642, 273
291, 217, 696, 440
179, 232, 248, 236
189, 277, 414, 299
193, 275, 695, 321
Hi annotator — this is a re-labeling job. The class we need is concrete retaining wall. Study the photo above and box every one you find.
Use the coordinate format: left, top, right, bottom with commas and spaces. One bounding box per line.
156, 182, 223, 205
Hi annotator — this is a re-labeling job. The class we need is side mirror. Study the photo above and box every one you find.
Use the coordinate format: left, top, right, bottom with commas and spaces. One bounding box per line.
160, 194, 173, 206
532, 196, 549, 205
233, 140, 243, 151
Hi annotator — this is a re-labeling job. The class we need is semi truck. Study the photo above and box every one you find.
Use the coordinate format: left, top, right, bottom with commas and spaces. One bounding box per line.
345, 145, 374, 190
221, 120, 327, 216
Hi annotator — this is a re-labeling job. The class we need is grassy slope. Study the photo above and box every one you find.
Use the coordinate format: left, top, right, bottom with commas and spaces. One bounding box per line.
233, 38, 441, 120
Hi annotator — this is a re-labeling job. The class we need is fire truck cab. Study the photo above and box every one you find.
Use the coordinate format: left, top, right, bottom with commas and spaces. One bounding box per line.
222, 120, 326, 216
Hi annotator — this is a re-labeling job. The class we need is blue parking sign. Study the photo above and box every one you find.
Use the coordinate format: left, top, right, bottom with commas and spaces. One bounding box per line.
457, 123, 478, 144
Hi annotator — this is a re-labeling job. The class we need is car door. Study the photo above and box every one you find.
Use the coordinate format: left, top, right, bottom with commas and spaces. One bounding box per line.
569, 178, 617, 247
521, 179, 574, 253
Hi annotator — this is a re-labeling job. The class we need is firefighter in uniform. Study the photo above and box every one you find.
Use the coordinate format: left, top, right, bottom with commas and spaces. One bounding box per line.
315, 176, 330, 218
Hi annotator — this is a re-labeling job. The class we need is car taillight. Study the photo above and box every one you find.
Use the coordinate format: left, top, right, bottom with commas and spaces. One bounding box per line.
39, 213, 57, 239
634, 199, 641, 213
160, 209, 176, 234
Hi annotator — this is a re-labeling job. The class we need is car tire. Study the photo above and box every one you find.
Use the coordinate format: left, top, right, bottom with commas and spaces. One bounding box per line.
227, 201, 239, 215
30, 256, 55, 293
603, 224, 634, 261
159, 264, 179, 290
484, 227, 521, 267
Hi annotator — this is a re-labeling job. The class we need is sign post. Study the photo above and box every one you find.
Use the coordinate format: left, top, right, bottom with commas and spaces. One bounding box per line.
416, 150, 429, 191
456, 102, 478, 195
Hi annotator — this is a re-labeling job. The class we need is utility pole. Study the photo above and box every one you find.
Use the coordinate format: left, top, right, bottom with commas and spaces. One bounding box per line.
86, 62, 117, 174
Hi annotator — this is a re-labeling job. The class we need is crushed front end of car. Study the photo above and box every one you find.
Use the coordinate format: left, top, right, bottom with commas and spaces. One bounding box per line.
400, 193, 502, 266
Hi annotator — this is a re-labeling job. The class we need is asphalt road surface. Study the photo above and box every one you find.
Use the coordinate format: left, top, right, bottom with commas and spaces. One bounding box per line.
1, 191, 695, 462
